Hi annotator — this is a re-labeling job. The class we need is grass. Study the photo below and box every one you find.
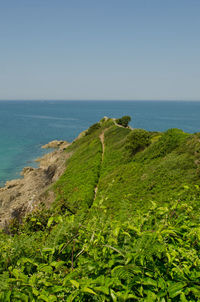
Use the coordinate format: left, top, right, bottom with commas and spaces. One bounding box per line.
53, 129, 103, 212
94, 126, 199, 218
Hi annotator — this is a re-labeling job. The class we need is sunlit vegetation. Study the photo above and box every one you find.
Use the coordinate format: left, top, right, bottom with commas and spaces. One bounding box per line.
0, 118, 200, 301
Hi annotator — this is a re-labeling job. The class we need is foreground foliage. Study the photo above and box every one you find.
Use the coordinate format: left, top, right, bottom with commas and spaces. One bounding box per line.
0, 119, 200, 301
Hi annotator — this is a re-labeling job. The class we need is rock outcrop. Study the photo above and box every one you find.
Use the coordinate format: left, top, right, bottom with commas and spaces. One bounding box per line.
42, 140, 69, 150
0, 141, 72, 228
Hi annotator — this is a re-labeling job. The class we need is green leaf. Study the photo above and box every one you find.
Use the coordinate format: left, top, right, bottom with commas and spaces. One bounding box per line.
38, 264, 53, 273
29, 274, 37, 287
38, 294, 50, 302
3, 291, 11, 302
30, 218, 37, 222
55, 215, 63, 223
17, 257, 38, 266
58, 243, 65, 253
51, 286, 64, 293
127, 294, 140, 300
42, 247, 55, 254
70, 280, 79, 289
180, 292, 188, 302
32, 288, 39, 296
82, 287, 97, 295
158, 278, 166, 290
110, 289, 117, 302
50, 261, 66, 269
141, 277, 157, 287
47, 217, 54, 228
113, 227, 120, 237
143, 290, 157, 302
12, 292, 29, 302
11, 268, 20, 279
49, 296, 57, 302
94, 286, 109, 295
168, 282, 186, 298
66, 291, 79, 302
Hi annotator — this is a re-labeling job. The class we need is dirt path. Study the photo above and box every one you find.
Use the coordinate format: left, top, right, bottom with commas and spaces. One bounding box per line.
99, 132, 105, 159
94, 131, 105, 200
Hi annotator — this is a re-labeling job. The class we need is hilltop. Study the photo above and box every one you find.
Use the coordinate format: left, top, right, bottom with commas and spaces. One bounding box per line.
0, 117, 200, 301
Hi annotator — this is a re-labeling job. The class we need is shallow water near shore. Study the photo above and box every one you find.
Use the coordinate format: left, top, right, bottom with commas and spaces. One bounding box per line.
0, 100, 200, 185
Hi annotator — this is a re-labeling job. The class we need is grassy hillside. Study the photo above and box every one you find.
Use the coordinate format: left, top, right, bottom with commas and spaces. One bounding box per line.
94, 126, 198, 216
0, 118, 200, 301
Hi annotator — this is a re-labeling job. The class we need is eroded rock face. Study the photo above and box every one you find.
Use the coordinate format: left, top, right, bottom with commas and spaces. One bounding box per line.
0, 141, 72, 228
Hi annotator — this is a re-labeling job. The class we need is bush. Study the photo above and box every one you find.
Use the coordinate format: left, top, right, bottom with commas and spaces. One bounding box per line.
116, 116, 131, 128
126, 129, 150, 155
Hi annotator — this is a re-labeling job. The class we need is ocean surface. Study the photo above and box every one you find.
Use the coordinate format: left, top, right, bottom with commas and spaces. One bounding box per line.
0, 100, 200, 186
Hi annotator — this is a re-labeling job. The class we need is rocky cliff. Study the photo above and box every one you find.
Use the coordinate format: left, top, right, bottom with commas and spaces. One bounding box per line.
0, 140, 70, 227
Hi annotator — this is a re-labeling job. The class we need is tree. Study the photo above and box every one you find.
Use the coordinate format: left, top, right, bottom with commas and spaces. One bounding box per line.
116, 116, 131, 128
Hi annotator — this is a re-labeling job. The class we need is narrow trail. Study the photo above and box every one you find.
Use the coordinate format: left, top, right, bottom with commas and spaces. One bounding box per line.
94, 131, 105, 200
99, 132, 105, 159
93, 118, 132, 203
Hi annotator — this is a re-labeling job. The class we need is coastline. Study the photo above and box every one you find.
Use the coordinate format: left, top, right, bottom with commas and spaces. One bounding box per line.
0, 140, 71, 228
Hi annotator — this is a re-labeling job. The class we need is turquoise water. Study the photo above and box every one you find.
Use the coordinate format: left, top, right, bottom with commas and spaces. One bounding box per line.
0, 100, 200, 186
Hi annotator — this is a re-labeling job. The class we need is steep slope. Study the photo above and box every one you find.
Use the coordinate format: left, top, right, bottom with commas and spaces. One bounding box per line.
0, 118, 200, 301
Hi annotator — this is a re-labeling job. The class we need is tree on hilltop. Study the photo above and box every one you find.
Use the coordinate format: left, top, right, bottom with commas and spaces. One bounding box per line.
116, 115, 131, 128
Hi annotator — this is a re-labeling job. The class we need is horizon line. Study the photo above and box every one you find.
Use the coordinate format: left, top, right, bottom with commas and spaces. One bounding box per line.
0, 99, 200, 102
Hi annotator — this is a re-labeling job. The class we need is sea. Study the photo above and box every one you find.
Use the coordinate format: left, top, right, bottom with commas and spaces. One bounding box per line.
0, 100, 200, 186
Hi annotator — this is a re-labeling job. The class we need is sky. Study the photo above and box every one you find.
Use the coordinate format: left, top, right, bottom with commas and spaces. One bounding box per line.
0, 0, 200, 100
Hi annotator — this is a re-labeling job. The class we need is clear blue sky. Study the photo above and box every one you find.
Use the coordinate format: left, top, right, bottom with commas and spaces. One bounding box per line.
0, 0, 200, 100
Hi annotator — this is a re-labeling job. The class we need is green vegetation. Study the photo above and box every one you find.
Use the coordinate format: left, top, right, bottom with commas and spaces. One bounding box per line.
116, 116, 131, 128
126, 129, 151, 156
54, 131, 102, 212
86, 123, 101, 136
0, 118, 200, 301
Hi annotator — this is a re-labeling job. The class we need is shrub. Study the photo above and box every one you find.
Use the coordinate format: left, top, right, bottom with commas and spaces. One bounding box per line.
126, 129, 150, 155
116, 116, 131, 128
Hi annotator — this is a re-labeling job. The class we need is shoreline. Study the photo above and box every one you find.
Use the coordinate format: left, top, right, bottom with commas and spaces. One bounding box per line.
0, 141, 70, 188
0, 140, 71, 228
